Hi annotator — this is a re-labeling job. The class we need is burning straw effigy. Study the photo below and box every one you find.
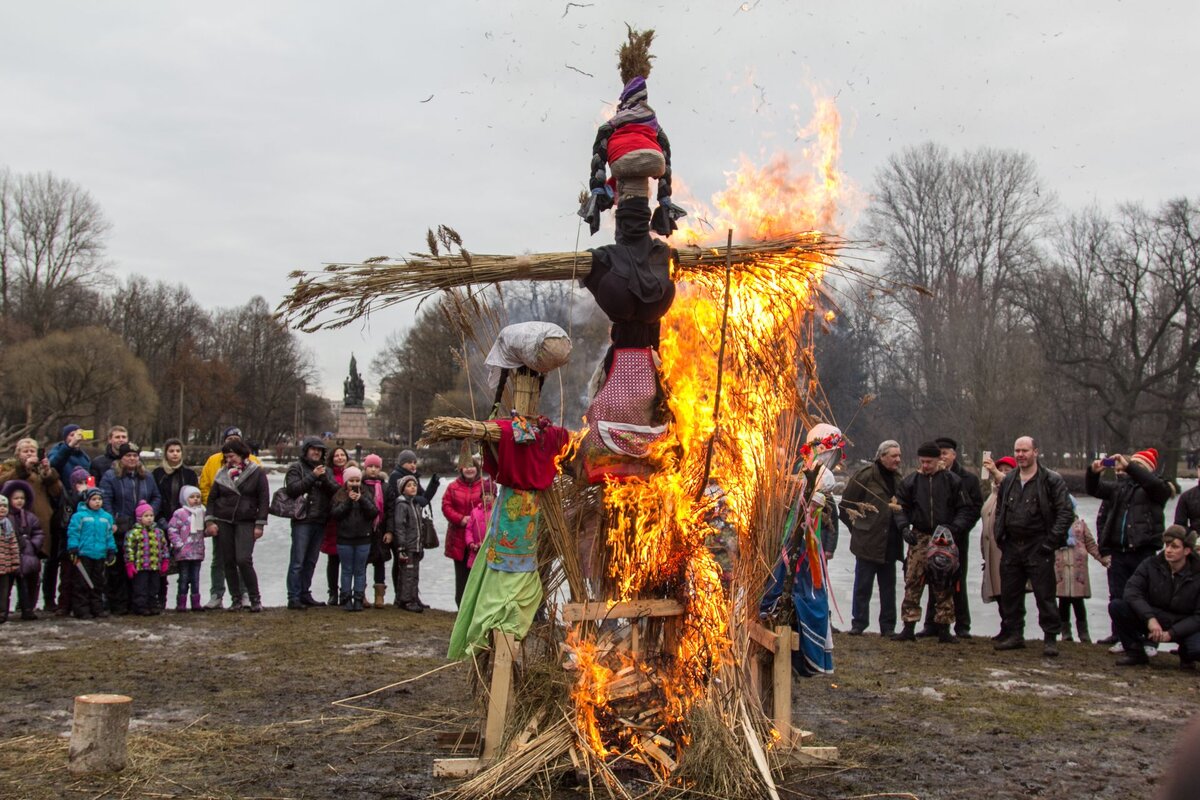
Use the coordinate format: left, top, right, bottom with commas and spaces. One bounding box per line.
277, 26, 858, 800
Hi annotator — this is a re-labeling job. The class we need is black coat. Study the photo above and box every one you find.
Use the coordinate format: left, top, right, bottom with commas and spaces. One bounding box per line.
89, 445, 120, 483
284, 456, 339, 524
994, 465, 1074, 549
361, 477, 395, 564
152, 465, 199, 524
1125, 553, 1200, 641
331, 490, 378, 545
1175, 486, 1200, 537
840, 461, 901, 563
895, 470, 974, 537
1086, 462, 1171, 554
388, 465, 440, 505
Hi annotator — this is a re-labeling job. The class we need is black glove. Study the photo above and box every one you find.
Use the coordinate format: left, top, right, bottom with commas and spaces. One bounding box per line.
579, 187, 615, 235
67, 548, 79, 562
901, 526, 916, 546
650, 197, 687, 236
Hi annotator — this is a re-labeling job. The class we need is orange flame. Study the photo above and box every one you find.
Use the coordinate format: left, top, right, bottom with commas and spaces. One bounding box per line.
569, 96, 847, 757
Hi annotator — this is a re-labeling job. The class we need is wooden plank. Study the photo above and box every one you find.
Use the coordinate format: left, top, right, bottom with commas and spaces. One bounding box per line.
435, 729, 480, 752
432, 757, 485, 777
481, 631, 516, 761
640, 737, 678, 773
748, 651, 762, 704
748, 620, 779, 653
796, 729, 814, 744
561, 599, 684, 622
772, 625, 793, 749
739, 707, 781, 800
795, 746, 839, 765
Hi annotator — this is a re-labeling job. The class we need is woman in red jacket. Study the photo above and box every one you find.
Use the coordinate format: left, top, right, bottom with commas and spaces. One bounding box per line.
441, 459, 494, 607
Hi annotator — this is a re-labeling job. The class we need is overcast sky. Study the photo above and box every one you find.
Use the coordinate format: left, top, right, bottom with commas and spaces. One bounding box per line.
3, 2, 1196, 399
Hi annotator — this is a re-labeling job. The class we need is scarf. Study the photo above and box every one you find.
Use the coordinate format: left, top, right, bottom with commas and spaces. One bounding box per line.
365, 478, 385, 530
187, 504, 206, 534
608, 76, 659, 131
160, 461, 181, 476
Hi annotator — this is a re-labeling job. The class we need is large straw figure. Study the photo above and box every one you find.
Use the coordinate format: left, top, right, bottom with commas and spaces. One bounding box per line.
444, 323, 573, 659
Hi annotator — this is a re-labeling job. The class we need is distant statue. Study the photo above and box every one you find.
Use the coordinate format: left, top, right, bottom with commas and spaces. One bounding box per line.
343, 354, 366, 408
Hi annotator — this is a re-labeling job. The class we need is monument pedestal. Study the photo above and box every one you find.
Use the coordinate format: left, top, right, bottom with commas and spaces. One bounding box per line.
336, 406, 371, 441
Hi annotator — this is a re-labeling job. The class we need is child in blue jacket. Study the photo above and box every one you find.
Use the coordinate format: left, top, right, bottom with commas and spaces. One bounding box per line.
65, 488, 116, 619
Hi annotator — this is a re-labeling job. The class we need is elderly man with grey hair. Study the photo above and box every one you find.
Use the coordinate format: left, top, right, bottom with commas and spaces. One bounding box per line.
838, 440, 904, 635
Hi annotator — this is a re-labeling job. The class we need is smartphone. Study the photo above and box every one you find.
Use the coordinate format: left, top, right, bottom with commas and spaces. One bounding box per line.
80, 429, 95, 441
982, 450, 992, 465
1101, 457, 1117, 468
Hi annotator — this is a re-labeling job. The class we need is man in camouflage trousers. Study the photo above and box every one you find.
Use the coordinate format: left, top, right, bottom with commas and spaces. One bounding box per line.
892, 441, 974, 644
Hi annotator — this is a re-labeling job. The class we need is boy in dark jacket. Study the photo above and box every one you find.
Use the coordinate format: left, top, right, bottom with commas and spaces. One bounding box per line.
391, 475, 425, 613
1111, 525, 1200, 669
330, 466, 377, 611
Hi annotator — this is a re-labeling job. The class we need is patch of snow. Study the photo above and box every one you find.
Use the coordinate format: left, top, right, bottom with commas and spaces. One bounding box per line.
988, 679, 1076, 698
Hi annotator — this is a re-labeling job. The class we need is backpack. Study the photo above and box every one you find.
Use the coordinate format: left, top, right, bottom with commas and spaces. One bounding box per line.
925, 525, 960, 589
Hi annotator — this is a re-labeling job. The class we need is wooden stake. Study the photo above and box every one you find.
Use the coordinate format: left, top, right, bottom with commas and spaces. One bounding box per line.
68, 694, 132, 775
482, 631, 516, 761
772, 625, 793, 748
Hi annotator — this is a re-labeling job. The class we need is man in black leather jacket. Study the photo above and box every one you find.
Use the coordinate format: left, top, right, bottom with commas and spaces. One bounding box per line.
993, 436, 1074, 657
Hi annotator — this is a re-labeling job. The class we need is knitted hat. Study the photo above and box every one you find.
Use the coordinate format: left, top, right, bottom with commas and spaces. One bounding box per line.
1131, 448, 1159, 471
61, 423, 82, 440
221, 426, 243, 441
135, 501, 154, 519
995, 456, 1017, 470
84, 487, 103, 502
934, 436, 958, 451
397, 449, 418, 465
1163, 524, 1197, 549
1, 479, 34, 502
179, 485, 201, 506
116, 442, 138, 458
362, 454, 383, 469
343, 466, 363, 482
396, 475, 419, 492
917, 441, 941, 459
69, 467, 90, 485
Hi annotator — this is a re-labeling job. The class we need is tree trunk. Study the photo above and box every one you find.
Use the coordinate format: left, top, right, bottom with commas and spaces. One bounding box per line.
67, 694, 132, 774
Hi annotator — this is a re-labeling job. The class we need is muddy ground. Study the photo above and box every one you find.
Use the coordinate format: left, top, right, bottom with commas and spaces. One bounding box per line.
2, 610, 1197, 799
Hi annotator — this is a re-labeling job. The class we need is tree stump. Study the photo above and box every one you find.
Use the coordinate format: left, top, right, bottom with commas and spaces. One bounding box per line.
68, 694, 132, 774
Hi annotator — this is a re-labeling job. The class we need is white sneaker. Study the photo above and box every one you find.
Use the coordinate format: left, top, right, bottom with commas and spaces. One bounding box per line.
1145, 645, 1158, 658
1109, 642, 1124, 654
204, 596, 224, 610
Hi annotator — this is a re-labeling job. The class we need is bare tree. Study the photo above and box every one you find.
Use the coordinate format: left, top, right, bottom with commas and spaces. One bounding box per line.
1, 170, 111, 335
862, 143, 1054, 458
1, 326, 158, 438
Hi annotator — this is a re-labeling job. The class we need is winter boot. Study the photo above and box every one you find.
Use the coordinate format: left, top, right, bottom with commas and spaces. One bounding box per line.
1076, 617, 1091, 644
190, 593, 202, 611
938, 625, 958, 644
340, 592, 352, 611
1061, 619, 1073, 642
328, 590, 339, 607
373, 583, 387, 609
351, 593, 365, 612
1042, 635, 1059, 658
176, 596, 188, 612
890, 622, 917, 642
994, 635, 1026, 651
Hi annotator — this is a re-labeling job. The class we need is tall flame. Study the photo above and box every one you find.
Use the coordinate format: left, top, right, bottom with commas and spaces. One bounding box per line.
570, 96, 847, 757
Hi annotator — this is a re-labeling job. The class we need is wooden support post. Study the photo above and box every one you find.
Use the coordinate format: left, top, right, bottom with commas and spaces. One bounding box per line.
748, 651, 762, 704
68, 694, 132, 774
482, 631, 516, 761
772, 625, 793, 749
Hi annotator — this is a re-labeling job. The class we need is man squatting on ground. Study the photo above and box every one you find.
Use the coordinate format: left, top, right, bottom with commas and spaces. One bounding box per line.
992, 436, 1074, 658
891, 441, 974, 644
1109, 524, 1200, 669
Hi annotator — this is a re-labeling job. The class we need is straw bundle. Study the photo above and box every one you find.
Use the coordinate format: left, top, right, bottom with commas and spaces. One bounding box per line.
276, 232, 850, 331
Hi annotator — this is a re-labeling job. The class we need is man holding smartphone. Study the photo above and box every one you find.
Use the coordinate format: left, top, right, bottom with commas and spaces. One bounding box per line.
1086, 447, 1171, 650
